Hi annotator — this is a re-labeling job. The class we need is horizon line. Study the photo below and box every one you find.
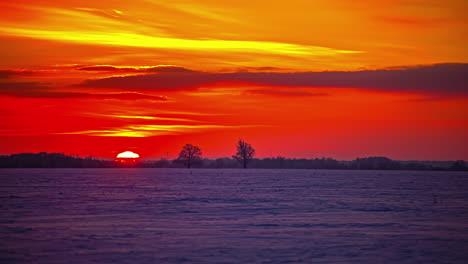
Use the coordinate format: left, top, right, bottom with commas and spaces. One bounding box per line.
1, 152, 465, 162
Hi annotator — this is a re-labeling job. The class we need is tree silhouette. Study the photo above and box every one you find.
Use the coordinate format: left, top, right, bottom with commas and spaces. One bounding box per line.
176, 144, 202, 168
233, 139, 255, 168
451, 160, 466, 171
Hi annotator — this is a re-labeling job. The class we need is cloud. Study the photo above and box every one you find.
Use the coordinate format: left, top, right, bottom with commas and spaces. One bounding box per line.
77, 65, 193, 74
0, 69, 38, 79
234, 66, 289, 72
66, 92, 167, 101
59, 124, 255, 137
76, 63, 468, 96
0, 65, 190, 80
0, 26, 360, 57
75, 69, 210, 90
77, 66, 139, 72
0, 129, 38, 136
248, 89, 328, 97
146, 66, 194, 73
151, 2, 241, 24
74, 7, 125, 19
0, 82, 167, 101
92, 114, 199, 122
0, 82, 50, 92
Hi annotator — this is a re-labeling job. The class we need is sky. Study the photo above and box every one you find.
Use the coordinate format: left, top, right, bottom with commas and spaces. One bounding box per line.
0, 0, 467, 160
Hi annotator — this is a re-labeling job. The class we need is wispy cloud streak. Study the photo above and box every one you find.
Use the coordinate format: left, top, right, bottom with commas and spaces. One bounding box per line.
59, 124, 261, 137
0, 26, 359, 57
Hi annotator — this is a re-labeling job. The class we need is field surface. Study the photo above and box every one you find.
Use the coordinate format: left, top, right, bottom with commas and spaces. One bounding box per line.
1, 169, 468, 263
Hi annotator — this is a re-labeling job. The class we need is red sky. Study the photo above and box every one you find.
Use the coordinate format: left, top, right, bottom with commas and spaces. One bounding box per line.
1, 0, 467, 160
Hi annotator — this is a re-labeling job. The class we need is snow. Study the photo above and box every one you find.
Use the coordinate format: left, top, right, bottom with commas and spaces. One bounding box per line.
1, 169, 468, 263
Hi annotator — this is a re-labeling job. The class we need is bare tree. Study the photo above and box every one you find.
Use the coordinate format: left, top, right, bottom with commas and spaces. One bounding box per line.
233, 139, 255, 168
176, 144, 202, 168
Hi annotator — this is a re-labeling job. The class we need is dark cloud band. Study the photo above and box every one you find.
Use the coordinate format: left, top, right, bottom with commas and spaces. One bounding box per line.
75, 63, 468, 96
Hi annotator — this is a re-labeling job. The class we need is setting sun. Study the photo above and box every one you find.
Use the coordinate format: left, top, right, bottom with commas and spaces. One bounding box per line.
116, 151, 140, 158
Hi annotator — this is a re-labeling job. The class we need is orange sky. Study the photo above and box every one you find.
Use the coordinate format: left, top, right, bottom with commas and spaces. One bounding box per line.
0, 0, 467, 160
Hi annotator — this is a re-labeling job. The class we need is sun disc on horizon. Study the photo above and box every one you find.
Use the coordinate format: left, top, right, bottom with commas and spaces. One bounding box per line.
116, 151, 140, 159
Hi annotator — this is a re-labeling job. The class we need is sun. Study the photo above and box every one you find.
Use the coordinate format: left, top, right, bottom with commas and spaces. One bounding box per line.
115, 151, 140, 164
116, 151, 140, 159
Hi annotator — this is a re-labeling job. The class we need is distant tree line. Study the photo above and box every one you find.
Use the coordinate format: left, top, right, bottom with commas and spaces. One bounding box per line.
0, 152, 114, 168
0, 152, 466, 171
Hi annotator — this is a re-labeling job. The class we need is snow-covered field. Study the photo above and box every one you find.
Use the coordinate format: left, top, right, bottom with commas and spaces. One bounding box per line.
1, 169, 468, 263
